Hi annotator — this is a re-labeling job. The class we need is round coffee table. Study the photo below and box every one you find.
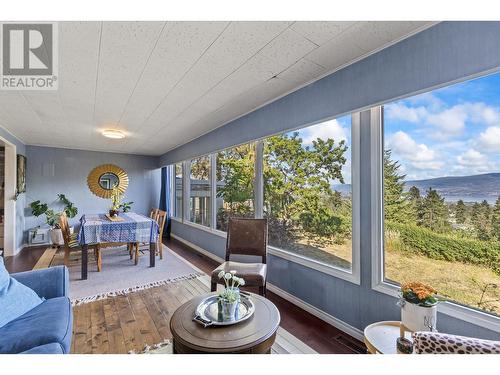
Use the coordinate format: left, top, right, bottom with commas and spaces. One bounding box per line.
170, 292, 280, 354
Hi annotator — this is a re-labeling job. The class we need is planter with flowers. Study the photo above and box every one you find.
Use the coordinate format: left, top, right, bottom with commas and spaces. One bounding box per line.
217, 270, 245, 321
399, 281, 439, 332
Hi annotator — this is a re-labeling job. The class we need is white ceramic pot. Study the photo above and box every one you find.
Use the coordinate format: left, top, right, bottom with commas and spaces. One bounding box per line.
49, 228, 64, 246
401, 302, 437, 332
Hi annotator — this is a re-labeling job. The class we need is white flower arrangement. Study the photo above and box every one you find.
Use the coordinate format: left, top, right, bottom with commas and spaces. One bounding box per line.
217, 270, 245, 303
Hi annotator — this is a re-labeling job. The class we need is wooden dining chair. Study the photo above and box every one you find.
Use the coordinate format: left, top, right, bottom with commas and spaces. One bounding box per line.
210, 218, 268, 296
59, 213, 101, 271
133, 208, 166, 264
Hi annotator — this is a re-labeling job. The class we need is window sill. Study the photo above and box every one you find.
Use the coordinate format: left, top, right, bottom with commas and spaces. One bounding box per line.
372, 281, 500, 333
172, 219, 360, 284
267, 246, 360, 285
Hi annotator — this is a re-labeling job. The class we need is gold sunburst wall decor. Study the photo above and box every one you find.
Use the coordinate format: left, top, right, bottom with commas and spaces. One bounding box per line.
87, 164, 129, 199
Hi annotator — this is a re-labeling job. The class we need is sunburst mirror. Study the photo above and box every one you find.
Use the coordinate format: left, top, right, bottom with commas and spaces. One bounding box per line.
87, 164, 129, 198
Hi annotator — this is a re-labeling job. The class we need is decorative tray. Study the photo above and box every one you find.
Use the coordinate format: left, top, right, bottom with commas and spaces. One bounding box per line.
193, 292, 255, 327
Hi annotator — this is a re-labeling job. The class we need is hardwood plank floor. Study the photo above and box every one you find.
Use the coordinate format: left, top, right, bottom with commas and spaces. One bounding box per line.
71, 277, 317, 354
5, 238, 366, 354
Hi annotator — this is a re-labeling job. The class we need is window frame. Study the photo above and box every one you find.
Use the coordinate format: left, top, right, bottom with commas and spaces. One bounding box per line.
370, 105, 500, 333
168, 113, 361, 285
173, 162, 183, 219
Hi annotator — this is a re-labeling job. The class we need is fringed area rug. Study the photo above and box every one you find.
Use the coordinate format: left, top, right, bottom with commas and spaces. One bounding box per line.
48, 244, 203, 305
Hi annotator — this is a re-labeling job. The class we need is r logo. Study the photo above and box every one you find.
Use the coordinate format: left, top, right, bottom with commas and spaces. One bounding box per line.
2, 24, 53, 75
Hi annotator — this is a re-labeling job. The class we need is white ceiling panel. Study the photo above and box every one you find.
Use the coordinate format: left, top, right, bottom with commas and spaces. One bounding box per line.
0, 21, 435, 155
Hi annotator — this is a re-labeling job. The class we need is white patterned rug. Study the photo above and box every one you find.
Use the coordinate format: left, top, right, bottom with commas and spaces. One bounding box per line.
48, 244, 202, 305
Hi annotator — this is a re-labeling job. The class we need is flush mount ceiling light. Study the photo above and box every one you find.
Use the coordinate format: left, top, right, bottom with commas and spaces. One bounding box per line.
102, 129, 125, 139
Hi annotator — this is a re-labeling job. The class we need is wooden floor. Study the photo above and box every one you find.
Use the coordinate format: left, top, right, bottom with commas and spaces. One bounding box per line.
72, 274, 316, 354
5, 238, 366, 354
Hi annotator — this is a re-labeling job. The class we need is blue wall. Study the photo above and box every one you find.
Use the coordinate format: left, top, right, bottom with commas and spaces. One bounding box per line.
162, 22, 500, 340
24, 146, 161, 244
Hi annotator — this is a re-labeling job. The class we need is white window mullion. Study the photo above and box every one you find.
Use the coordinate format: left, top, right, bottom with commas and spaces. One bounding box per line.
255, 140, 264, 219
210, 153, 217, 230
183, 160, 190, 223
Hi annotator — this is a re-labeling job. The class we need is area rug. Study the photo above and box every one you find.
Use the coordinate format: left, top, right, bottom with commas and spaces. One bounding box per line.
47, 244, 203, 305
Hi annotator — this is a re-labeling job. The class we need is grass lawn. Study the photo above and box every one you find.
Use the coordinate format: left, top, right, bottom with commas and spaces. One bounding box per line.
285, 237, 499, 315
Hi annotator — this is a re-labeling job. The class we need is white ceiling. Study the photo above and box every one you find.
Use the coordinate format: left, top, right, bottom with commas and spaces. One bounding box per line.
0, 21, 434, 155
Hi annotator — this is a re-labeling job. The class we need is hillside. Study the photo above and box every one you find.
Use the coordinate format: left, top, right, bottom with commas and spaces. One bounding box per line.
333, 173, 500, 203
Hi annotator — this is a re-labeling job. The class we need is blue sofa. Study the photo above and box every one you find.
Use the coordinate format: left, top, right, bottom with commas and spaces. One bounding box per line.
0, 266, 73, 354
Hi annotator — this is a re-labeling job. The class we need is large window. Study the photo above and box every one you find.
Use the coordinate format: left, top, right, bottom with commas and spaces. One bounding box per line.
189, 155, 211, 227
382, 73, 500, 315
215, 143, 255, 231
174, 162, 183, 219
263, 116, 353, 270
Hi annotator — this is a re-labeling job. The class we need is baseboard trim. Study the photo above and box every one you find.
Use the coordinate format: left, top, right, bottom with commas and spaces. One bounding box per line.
266, 283, 364, 341
170, 232, 364, 342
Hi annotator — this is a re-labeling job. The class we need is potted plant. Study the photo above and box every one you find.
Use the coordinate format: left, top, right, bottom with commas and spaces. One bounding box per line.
30, 194, 78, 246
399, 281, 439, 332
217, 270, 245, 321
119, 201, 134, 213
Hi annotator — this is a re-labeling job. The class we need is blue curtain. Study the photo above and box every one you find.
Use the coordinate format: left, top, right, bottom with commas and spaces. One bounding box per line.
159, 166, 172, 237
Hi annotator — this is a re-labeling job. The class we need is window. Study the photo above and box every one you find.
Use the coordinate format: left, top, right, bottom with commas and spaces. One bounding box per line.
382, 73, 500, 316
189, 155, 211, 227
174, 162, 183, 219
263, 115, 354, 270
215, 143, 255, 231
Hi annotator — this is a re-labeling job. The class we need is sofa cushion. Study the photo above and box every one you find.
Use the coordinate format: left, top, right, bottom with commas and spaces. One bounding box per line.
0, 296, 73, 354
0, 257, 44, 328
20, 343, 64, 354
413, 331, 500, 354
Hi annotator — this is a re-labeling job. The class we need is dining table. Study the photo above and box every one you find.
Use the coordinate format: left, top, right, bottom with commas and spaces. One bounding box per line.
77, 212, 160, 280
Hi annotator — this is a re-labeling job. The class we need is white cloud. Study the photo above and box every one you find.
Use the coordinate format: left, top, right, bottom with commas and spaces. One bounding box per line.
387, 131, 443, 170
386, 100, 500, 140
300, 119, 348, 145
477, 126, 500, 152
426, 106, 468, 138
456, 149, 488, 167
385, 103, 428, 123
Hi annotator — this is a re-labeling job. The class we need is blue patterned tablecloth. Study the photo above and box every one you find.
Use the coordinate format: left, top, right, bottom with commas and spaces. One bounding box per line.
78, 212, 159, 245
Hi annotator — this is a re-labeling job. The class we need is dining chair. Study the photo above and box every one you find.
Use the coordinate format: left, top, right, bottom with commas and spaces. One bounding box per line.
133, 208, 166, 264
59, 213, 101, 271
210, 218, 268, 296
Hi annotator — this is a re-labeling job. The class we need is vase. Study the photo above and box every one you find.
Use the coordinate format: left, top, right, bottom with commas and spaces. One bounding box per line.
109, 209, 119, 217
401, 301, 437, 332
49, 228, 64, 246
219, 299, 239, 321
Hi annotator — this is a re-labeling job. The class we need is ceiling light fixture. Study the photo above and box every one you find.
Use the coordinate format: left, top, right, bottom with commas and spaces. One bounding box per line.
102, 129, 125, 139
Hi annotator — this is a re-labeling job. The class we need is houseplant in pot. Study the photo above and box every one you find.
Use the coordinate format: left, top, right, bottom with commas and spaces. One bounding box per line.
217, 270, 245, 321
30, 194, 78, 246
399, 281, 439, 332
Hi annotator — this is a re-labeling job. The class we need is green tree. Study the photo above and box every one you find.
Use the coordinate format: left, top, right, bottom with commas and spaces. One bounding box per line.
472, 200, 492, 240
263, 132, 348, 246
215, 144, 255, 230
420, 187, 450, 232
408, 185, 423, 224
455, 199, 467, 224
492, 196, 500, 241
383, 150, 411, 223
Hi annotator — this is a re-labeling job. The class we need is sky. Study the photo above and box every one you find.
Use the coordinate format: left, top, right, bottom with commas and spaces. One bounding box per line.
293, 71, 500, 183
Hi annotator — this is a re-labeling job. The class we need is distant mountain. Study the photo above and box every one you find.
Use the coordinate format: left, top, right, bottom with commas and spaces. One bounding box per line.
405, 173, 500, 203
333, 173, 500, 203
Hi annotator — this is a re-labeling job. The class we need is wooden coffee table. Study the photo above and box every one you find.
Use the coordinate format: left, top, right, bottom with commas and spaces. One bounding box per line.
170, 292, 280, 354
